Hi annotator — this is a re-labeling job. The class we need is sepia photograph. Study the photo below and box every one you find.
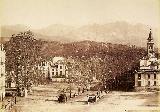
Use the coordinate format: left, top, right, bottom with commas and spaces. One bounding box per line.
0, 0, 160, 112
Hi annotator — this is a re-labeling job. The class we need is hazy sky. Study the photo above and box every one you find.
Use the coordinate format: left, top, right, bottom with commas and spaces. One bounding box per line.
1, 0, 160, 29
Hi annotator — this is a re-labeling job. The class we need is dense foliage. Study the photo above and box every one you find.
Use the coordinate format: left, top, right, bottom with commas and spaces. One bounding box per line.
4, 31, 44, 88
4, 31, 146, 90
40, 40, 146, 90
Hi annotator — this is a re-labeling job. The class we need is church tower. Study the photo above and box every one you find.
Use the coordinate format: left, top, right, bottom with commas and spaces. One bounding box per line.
135, 28, 160, 91
147, 29, 154, 57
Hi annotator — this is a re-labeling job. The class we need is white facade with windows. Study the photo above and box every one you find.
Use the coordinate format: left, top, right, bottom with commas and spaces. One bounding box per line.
135, 29, 160, 91
0, 44, 5, 101
38, 61, 49, 78
49, 57, 68, 82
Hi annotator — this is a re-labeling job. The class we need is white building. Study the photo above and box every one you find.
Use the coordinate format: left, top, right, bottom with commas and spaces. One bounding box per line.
49, 57, 68, 82
0, 44, 5, 101
135, 29, 160, 91
38, 60, 50, 78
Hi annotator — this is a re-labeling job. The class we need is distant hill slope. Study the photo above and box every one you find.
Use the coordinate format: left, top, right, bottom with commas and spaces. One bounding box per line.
40, 40, 146, 60
1, 21, 159, 47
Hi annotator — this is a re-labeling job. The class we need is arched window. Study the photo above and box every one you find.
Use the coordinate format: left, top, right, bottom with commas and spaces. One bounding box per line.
149, 45, 152, 49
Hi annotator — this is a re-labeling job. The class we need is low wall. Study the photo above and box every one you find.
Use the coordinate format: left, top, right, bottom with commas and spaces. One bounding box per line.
135, 86, 160, 91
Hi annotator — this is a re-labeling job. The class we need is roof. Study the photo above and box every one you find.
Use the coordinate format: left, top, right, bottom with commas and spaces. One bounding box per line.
52, 57, 65, 63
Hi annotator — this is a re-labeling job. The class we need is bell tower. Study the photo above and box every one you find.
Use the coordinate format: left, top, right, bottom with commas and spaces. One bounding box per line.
147, 29, 154, 57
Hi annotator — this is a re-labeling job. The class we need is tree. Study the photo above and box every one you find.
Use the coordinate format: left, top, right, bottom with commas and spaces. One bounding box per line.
4, 31, 43, 88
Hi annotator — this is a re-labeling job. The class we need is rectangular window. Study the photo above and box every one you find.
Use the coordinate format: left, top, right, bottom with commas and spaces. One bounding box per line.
56, 72, 58, 76
154, 81, 156, 86
0, 57, 3, 65
148, 74, 150, 79
0, 68, 2, 77
148, 81, 150, 86
60, 71, 62, 76
60, 66, 62, 69
154, 74, 156, 79
138, 74, 141, 80
138, 81, 141, 87
52, 72, 55, 78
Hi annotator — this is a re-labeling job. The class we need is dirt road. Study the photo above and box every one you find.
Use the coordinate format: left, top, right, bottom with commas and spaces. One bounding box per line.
10, 85, 160, 112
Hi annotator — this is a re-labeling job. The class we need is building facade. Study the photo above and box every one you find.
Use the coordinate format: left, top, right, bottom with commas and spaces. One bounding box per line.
38, 61, 50, 78
49, 57, 68, 82
0, 44, 5, 101
135, 29, 160, 91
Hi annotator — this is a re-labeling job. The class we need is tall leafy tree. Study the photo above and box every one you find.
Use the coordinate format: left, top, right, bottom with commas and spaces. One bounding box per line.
5, 31, 43, 88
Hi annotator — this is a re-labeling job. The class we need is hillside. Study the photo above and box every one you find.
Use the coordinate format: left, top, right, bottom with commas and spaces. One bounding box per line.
40, 40, 146, 79
39, 40, 147, 91
4, 31, 146, 90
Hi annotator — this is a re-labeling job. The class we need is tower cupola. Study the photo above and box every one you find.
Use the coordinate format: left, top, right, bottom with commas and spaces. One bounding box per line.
147, 29, 154, 57
147, 29, 153, 42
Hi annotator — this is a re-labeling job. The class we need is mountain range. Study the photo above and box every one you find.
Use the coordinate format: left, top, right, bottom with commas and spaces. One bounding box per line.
1, 21, 159, 47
